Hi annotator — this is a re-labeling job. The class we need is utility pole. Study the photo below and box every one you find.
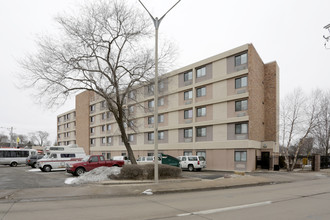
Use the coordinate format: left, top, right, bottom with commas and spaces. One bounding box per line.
0, 126, 15, 148
138, 0, 181, 183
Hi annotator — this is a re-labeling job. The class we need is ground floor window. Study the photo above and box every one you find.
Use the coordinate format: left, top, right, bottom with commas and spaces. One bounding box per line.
196, 151, 206, 158
184, 151, 192, 156
235, 151, 247, 162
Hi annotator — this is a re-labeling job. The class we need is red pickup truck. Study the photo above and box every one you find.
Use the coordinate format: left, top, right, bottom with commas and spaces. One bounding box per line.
66, 155, 125, 176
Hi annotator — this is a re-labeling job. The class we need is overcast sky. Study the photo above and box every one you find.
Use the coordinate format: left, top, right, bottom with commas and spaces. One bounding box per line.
0, 0, 329, 143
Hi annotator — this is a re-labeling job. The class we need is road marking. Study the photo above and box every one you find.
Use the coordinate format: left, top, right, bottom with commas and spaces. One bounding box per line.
177, 201, 272, 217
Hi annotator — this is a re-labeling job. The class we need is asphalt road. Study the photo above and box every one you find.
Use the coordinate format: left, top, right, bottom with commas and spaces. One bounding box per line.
0, 165, 70, 189
1, 174, 330, 219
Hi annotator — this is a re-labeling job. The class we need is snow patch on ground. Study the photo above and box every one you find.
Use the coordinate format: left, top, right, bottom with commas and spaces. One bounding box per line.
28, 169, 41, 172
65, 166, 122, 185
142, 189, 153, 195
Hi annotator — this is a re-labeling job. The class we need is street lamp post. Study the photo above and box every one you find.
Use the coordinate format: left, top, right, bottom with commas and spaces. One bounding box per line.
138, 0, 181, 183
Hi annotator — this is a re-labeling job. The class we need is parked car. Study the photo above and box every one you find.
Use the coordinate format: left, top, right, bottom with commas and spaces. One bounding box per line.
177, 155, 207, 171
66, 155, 125, 176
26, 154, 44, 168
136, 156, 161, 164
112, 156, 131, 165
160, 154, 180, 167
136, 154, 180, 167
37, 147, 86, 172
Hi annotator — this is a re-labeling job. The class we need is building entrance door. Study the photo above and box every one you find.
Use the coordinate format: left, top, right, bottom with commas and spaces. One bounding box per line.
261, 152, 270, 169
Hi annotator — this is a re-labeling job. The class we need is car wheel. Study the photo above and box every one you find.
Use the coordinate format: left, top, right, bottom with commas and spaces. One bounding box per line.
75, 167, 85, 176
32, 162, 37, 168
43, 165, 51, 172
188, 164, 194, 172
10, 162, 18, 167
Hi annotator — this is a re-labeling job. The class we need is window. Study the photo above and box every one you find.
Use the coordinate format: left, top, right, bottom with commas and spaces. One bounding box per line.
90, 138, 95, 145
107, 137, 112, 144
235, 76, 248, 89
196, 127, 207, 137
90, 116, 95, 123
148, 84, 154, 94
90, 127, 95, 134
90, 156, 98, 162
101, 137, 106, 144
184, 71, 193, 81
90, 105, 95, 112
148, 116, 154, 124
65, 123, 69, 128
102, 113, 106, 120
101, 125, 106, 132
129, 91, 135, 99
148, 132, 154, 141
58, 125, 60, 131
235, 100, 248, 111
107, 124, 111, 131
184, 128, 193, 138
128, 106, 134, 114
235, 123, 248, 134
184, 151, 192, 156
197, 151, 206, 158
159, 81, 164, 90
196, 87, 206, 97
107, 112, 111, 119
158, 131, 164, 140
197, 107, 206, 117
158, 97, 164, 106
184, 90, 192, 100
128, 134, 134, 142
184, 109, 193, 119
158, 114, 164, 123
128, 120, 134, 128
148, 100, 154, 108
235, 53, 247, 66
101, 101, 106, 108
235, 151, 247, 162
196, 66, 206, 78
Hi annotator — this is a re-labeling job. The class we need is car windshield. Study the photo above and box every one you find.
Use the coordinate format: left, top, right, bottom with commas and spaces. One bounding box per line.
82, 156, 90, 162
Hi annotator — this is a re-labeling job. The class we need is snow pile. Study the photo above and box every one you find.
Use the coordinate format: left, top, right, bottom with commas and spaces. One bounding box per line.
65, 166, 121, 185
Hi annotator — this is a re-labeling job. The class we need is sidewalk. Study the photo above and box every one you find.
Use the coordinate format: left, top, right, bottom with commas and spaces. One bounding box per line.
1, 171, 329, 202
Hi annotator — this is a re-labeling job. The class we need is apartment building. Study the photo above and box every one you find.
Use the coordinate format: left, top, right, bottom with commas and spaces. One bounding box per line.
57, 44, 279, 171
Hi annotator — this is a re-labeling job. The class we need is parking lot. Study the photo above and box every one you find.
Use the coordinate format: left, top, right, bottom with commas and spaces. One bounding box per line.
0, 165, 226, 190
0, 165, 71, 190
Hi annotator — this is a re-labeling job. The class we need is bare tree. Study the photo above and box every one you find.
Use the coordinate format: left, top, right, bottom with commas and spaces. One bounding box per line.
280, 89, 320, 171
19, 1, 174, 164
17, 134, 29, 145
29, 131, 50, 147
313, 90, 330, 161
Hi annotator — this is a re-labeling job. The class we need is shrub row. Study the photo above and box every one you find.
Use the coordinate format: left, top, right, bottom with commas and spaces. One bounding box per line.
110, 164, 182, 180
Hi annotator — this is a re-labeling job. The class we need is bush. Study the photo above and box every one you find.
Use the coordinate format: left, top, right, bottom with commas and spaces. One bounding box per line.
110, 164, 182, 180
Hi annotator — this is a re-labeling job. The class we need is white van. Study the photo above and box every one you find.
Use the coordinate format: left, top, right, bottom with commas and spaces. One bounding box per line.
136, 156, 161, 165
37, 147, 86, 172
0, 148, 37, 167
112, 156, 131, 165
